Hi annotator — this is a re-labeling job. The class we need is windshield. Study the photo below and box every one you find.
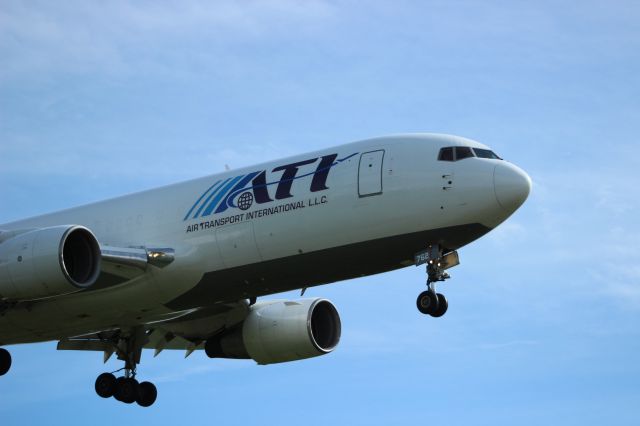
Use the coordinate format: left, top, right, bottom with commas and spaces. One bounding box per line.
438, 146, 503, 161
473, 148, 502, 159
455, 147, 474, 160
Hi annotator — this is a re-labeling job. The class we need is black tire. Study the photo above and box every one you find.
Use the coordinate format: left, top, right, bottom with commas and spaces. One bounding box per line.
0, 348, 11, 376
431, 293, 449, 318
113, 377, 126, 402
95, 372, 117, 398
136, 381, 158, 407
115, 377, 139, 404
416, 290, 439, 315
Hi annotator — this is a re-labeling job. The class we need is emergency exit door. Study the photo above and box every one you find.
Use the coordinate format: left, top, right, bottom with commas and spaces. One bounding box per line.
358, 150, 384, 197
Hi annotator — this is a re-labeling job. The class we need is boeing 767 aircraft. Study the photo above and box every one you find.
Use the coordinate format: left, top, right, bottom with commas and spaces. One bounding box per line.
0, 134, 530, 406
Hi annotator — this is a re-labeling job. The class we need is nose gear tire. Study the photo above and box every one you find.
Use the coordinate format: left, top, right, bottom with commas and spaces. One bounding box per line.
416, 291, 439, 315
430, 293, 448, 317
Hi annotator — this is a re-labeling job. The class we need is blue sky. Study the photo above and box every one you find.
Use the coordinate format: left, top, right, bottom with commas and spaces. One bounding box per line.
1, 0, 639, 424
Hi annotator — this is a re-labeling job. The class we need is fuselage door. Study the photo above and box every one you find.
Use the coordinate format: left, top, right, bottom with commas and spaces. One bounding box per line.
215, 221, 262, 269
358, 150, 385, 197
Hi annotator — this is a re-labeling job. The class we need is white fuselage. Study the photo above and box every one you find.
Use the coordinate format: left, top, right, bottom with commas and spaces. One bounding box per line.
0, 134, 530, 345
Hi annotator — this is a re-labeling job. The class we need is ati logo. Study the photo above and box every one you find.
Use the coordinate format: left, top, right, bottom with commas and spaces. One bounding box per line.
184, 152, 357, 220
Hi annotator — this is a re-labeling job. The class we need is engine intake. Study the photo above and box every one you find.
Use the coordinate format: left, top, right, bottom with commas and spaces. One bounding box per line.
205, 298, 341, 365
0, 225, 101, 301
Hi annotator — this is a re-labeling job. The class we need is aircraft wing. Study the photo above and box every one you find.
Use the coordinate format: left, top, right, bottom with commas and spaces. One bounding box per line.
57, 300, 250, 361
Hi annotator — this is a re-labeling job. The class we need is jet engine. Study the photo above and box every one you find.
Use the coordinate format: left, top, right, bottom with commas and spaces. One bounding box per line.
205, 298, 341, 364
0, 225, 101, 301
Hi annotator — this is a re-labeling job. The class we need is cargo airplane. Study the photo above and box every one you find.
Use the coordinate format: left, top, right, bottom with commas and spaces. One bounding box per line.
0, 134, 531, 406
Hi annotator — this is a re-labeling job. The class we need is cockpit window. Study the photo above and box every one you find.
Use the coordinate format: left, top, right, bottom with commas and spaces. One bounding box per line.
438, 146, 475, 161
438, 147, 454, 162
438, 146, 498, 161
455, 147, 474, 160
473, 148, 502, 160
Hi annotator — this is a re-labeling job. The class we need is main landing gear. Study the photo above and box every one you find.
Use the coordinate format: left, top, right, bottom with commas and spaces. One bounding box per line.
414, 245, 459, 318
0, 348, 11, 376
93, 329, 158, 407
95, 372, 157, 407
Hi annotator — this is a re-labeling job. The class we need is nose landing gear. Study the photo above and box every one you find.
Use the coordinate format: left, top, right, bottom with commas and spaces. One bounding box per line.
414, 246, 458, 318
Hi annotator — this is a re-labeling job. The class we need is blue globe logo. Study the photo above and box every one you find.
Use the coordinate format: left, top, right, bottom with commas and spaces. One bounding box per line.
237, 192, 254, 210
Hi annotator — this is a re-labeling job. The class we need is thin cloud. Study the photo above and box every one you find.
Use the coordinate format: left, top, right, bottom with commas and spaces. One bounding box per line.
478, 340, 539, 350
0, 0, 337, 81
525, 164, 640, 308
485, 221, 528, 246
148, 357, 251, 384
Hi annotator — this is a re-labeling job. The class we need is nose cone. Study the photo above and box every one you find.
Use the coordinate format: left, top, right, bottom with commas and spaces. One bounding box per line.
493, 162, 531, 213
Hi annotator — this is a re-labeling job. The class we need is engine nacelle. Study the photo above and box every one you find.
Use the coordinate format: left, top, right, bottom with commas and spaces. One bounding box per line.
0, 225, 101, 301
205, 298, 341, 365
